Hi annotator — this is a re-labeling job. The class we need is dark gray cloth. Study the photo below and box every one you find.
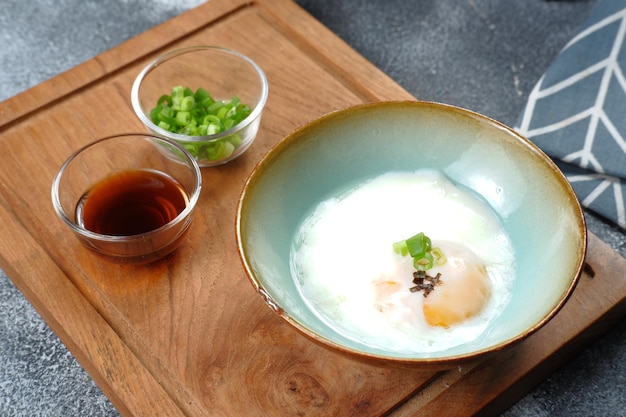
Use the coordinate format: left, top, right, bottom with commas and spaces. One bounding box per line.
517, 0, 626, 229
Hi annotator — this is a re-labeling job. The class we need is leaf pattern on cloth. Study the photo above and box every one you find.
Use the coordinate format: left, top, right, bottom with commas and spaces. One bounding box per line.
516, 0, 626, 229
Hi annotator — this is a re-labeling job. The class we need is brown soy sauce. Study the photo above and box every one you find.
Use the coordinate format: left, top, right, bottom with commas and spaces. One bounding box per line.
76, 169, 188, 236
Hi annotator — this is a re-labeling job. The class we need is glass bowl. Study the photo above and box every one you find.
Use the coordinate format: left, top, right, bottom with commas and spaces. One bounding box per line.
131, 45, 268, 167
51, 133, 202, 264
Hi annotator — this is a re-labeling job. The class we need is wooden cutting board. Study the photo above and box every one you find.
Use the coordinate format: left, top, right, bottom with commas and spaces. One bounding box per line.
1, 0, 625, 416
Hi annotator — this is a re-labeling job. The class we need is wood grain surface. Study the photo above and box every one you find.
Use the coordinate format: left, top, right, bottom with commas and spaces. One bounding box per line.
0, 0, 625, 416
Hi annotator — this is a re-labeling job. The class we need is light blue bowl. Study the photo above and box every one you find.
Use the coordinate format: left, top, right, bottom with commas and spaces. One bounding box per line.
236, 101, 586, 369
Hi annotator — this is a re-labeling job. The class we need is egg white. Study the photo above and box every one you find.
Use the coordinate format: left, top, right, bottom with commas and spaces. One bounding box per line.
290, 170, 516, 354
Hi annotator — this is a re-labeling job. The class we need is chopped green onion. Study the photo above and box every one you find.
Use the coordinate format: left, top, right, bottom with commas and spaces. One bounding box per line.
206, 101, 224, 114
180, 96, 195, 111
157, 94, 170, 106
431, 247, 447, 266
194, 87, 212, 103
392, 241, 409, 257
405, 232, 432, 258
393, 232, 446, 271
148, 85, 253, 161
229, 133, 243, 147
175, 111, 190, 126
413, 252, 434, 271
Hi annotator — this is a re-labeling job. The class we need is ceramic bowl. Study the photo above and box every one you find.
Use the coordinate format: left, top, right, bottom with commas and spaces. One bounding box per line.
131, 45, 268, 167
236, 101, 586, 369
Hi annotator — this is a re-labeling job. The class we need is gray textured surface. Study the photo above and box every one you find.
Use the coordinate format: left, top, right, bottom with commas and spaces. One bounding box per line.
1, 0, 625, 416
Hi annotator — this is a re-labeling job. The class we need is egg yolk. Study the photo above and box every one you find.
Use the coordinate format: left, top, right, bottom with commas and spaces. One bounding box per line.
422, 243, 491, 328
373, 281, 401, 307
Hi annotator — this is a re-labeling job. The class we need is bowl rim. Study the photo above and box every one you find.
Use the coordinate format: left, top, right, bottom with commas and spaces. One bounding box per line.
236, 100, 587, 367
51, 133, 203, 244
131, 45, 269, 144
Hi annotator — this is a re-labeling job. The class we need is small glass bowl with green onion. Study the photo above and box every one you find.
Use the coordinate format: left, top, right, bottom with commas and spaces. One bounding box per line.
131, 45, 268, 167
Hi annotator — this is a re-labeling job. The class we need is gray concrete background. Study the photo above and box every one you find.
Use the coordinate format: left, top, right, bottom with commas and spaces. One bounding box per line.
1, 0, 625, 416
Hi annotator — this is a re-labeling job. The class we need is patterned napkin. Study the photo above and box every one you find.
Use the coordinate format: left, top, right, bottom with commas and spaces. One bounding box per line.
516, 0, 626, 229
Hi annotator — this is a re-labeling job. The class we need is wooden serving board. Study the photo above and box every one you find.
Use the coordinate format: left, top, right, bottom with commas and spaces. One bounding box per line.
1, 0, 625, 416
